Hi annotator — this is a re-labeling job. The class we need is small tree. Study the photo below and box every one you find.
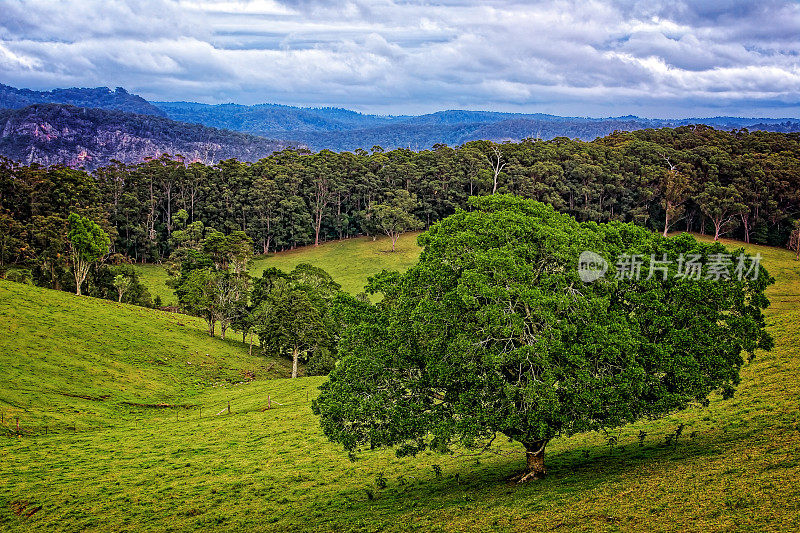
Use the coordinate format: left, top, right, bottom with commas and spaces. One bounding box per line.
660, 155, 691, 237
313, 195, 773, 482
67, 213, 110, 296
371, 190, 423, 252
695, 181, 746, 241
113, 274, 131, 302
181, 268, 221, 336
252, 278, 328, 378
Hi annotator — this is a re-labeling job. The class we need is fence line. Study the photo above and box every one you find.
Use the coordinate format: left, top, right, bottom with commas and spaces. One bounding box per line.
0, 394, 315, 438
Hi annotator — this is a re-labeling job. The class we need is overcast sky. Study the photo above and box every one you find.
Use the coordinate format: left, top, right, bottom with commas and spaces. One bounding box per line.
1, 0, 799, 117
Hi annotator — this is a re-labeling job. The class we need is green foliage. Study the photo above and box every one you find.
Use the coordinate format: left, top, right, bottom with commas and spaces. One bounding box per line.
66, 212, 110, 295
112, 274, 131, 302
167, 225, 253, 337
370, 189, 424, 251
313, 196, 774, 473
67, 213, 110, 264
251, 277, 328, 377
250, 263, 342, 377
1, 267, 32, 285
0, 209, 30, 265
289, 262, 342, 298
306, 347, 338, 376
87, 263, 152, 307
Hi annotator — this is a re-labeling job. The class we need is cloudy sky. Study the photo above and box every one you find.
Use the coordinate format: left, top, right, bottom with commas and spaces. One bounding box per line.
1, 0, 799, 117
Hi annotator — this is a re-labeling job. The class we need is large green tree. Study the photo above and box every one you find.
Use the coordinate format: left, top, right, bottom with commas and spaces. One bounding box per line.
313, 195, 773, 482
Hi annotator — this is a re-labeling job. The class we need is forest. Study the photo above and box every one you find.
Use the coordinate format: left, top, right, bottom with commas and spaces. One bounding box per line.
2, 124, 800, 295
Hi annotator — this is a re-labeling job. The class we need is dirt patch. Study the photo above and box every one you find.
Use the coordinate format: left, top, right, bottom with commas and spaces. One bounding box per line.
121, 402, 195, 409
10, 500, 41, 517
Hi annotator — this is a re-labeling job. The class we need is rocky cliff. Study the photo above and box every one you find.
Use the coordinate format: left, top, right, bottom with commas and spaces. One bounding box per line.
0, 104, 301, 169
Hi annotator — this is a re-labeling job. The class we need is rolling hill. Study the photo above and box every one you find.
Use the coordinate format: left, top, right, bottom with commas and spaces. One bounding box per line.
0, 280, 294, 431
1, 234, 798, 531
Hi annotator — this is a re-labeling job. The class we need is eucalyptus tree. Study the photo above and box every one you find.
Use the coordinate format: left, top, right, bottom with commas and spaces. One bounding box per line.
67, 213, 110, 296
370, 189, 423, 252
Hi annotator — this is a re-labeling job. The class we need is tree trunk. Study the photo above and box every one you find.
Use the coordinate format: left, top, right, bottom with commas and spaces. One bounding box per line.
740, 212, 751, 243
73, 259, 89, 296
510, 440, 548, 483
291, 346, 299, 378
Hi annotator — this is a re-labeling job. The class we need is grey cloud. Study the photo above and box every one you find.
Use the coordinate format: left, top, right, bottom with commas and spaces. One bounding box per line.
0, 0, 798, 117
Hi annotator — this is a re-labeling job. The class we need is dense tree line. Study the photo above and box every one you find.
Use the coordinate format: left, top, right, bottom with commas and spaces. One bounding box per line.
2, 125, 799, 286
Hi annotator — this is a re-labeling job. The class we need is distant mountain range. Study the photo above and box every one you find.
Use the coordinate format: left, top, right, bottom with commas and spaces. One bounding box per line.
154, 102, 800, 151
0, 104, 299, 168
0, 83, 165, 117
1, 83, 799, 167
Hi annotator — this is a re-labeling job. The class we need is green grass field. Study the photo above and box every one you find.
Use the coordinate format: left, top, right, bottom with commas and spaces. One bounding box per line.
0, 281, 295, 431
139, 232, 423, 305
1, 234, 799, 531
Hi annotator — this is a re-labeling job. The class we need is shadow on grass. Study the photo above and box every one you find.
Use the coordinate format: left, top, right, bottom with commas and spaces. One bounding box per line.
299, 428, 736, 524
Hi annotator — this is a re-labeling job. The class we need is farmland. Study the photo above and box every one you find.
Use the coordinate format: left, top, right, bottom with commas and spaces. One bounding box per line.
1, 235, 799, 531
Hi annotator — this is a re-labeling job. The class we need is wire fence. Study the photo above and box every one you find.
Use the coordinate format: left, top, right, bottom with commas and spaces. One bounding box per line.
0, 391, 315, 438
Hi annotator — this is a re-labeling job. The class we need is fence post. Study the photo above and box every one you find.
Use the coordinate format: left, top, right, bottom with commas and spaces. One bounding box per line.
227, 401, 230, 414
16, 417, 20, 433
268, 395, 271, 410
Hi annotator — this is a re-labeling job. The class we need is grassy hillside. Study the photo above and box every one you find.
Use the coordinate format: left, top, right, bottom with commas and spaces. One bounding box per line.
0, 281, 294, 431
138, 232, 423, 306
1, 237, 799, 531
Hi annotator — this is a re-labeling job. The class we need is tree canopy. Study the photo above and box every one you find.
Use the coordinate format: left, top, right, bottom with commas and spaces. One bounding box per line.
312, 195, 773, 481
